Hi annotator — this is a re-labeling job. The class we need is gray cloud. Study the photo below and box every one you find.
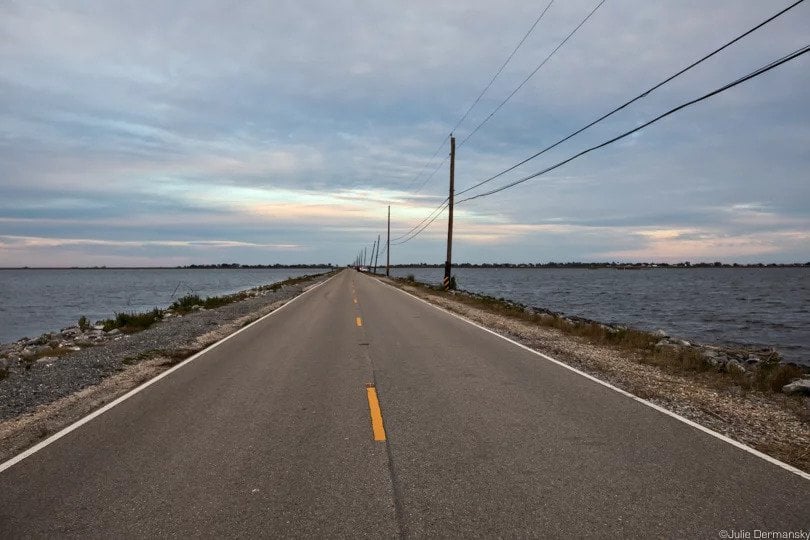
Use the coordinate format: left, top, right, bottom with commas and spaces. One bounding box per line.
1, 0, 808, 265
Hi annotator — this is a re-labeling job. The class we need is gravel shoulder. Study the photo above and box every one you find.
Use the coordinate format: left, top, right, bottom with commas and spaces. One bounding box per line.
381, 277, 810, 474
0, 272, 334, 463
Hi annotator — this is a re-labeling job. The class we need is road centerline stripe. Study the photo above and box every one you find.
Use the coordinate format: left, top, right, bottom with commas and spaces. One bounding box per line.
365, 384, 386, 441
356, 316, 363, 327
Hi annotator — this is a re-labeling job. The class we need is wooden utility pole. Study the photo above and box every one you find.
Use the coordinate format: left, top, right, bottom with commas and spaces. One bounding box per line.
386, 205, 391, 277
444, 135, 456, 289
373, 234, 381, 274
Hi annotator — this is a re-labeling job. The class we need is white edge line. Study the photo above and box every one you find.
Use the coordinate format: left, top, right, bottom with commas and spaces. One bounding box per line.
0, 272, 339, 475
369, 275, 810, 482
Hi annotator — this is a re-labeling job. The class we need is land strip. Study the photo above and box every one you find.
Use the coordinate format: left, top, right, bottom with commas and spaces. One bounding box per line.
0, 272, 334, 463
378, 275, 810, 473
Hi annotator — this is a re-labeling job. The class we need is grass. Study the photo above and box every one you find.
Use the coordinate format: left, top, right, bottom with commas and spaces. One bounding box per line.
101, 308, 163, 333
393, 276, 808, 396
169, 293, 249, 314
77, 315, 91, 331
170, 272, 332, 315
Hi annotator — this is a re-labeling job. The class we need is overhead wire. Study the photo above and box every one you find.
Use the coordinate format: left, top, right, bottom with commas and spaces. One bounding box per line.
456, 0, 807, 197
457, 0, 607, 149
391, 202, 450, 245
402, 135, 450, 193
450, 0, 554, 136
457, 44, 810, 204
406, 1, 554, 196
390, 197, 449, 241
390, 0, 602, 247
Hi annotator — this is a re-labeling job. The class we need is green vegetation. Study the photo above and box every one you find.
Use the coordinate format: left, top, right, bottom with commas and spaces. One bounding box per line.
78, 272, 331, 338
169, 292, 248, 314
77, 315, 90, 331
101, 308, 163, 333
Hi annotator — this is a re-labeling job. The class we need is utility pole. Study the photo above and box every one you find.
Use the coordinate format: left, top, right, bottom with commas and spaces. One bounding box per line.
386, 205, 391, 277
374, 234, 380, 274
444, 135, 455, 289
370, 239, 377, 272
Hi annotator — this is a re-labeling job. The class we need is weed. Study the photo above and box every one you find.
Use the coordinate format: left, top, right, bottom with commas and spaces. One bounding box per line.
102, 308, 163, 333
78, 315, 90, 331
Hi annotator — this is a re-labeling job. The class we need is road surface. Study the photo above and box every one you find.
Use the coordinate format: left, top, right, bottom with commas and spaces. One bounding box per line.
1, 269, 808, 537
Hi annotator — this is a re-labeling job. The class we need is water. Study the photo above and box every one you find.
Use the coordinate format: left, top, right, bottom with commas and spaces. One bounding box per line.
390, 267, 810, 365
0, 268, 322, 343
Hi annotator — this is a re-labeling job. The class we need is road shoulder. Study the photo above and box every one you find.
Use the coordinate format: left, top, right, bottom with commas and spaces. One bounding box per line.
373, 274, 810, 475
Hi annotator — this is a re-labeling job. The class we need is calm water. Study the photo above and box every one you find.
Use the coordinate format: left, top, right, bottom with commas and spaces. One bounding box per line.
0, 268, 321, 344
390, 267, 810, 365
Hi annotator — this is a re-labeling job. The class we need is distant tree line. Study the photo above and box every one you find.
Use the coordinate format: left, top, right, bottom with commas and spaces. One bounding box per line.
178, 263, 336, 269
389, 262, 810, 269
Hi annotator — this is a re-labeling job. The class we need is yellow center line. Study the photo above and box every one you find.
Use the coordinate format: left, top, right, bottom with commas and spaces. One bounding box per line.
365, 384, 386, 441
355, 316, 363, 327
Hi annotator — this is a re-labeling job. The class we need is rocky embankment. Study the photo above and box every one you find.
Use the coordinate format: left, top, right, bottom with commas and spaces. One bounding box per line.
0, 272, 332, 422
494, 300, 810, 396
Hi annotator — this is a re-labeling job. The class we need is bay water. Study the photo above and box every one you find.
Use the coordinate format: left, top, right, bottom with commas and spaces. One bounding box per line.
390, 267, 809, 365
0, 268, 320, 344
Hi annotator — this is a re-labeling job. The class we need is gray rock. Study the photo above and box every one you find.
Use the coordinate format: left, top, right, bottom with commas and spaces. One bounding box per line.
59, 327, 81, 339
93, 324, 105, 331
36, 356, 57, 365
703, 356, 720, 368
106, 329, 121, 336
652, 329, 668, 338
20, 345, 50, 360
725, 359, 746, 374
655, 340, 680, 354
782, 379, 810, 395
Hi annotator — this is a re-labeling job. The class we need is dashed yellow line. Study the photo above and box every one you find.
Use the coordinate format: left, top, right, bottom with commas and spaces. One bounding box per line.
365, 384, 386, 441
355, 316, 363, 327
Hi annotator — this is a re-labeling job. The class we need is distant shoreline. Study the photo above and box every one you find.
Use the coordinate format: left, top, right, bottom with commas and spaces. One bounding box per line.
1, 262, 807, 270
0, 265, 337, 270
392, 262, 810, 269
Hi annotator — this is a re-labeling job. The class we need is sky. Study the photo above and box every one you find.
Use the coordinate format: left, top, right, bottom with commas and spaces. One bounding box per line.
1, 0, 808, 267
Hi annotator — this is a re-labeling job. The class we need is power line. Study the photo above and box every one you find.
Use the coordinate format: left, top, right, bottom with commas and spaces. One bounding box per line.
403, 1, 554, 195
458, 0, 607, 149
391, 202, 449, 245
413, 154, 449, 194
402, 135, 450, 193
391, 198, 449, 241
457, 44, 810, 204
450, 0, 554, 136
456, 0, 807, 197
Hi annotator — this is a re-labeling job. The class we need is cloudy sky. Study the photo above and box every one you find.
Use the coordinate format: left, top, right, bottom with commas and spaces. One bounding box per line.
1, 0, 808, 266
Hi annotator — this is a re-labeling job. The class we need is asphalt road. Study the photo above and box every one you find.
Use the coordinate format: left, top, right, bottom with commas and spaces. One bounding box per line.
0, 269, 807, 537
